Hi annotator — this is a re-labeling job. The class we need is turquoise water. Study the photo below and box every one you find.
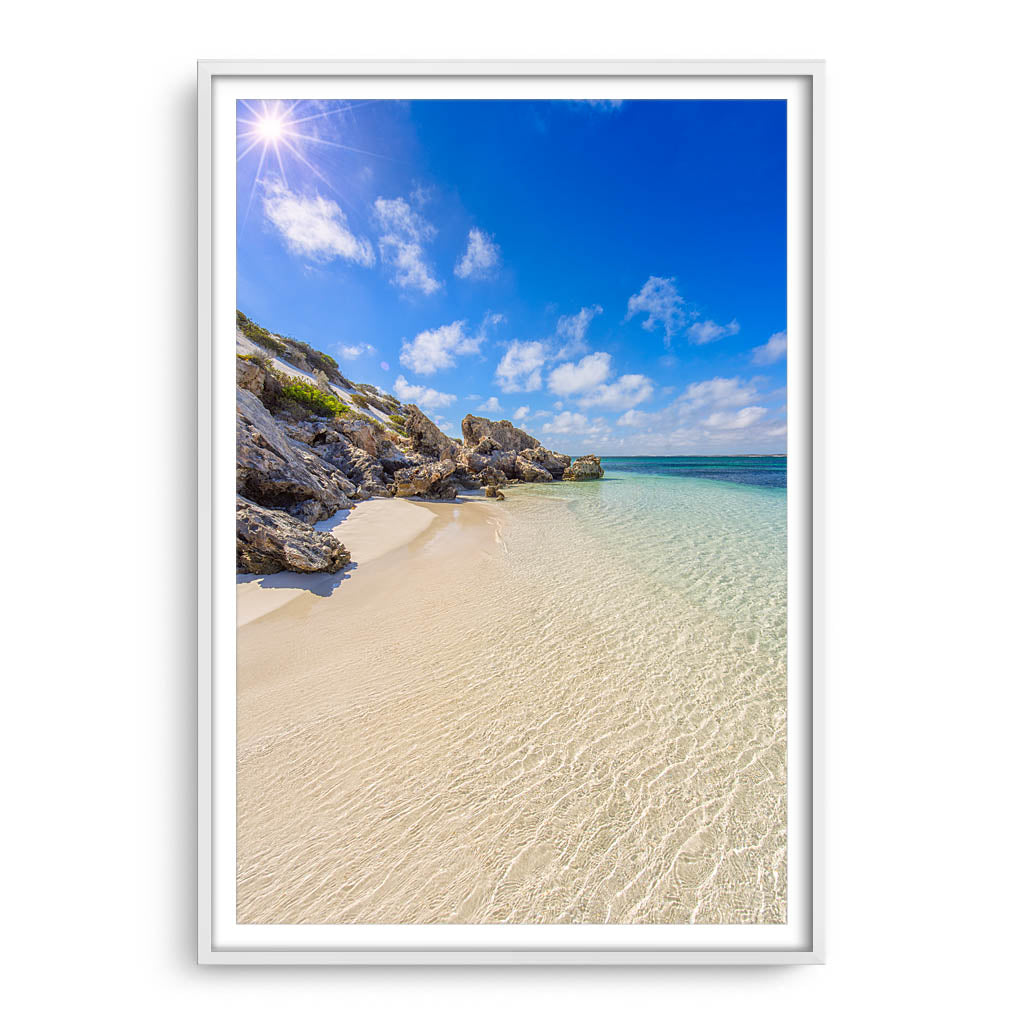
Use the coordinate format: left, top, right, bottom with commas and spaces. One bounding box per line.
488, 456, 789, 921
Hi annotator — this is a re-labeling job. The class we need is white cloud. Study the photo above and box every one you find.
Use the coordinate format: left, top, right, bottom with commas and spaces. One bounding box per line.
548, 352, 612, 396
575, 99, 624, 110
554, 304, 603, 359
400, 320, 483, 375
608, 375, 786, 452
338, 342, 375, 360
262, 179, 374, 266
513, 405, 530, 420
392, 375, 456, 410
495, 340, 547, 392
626, 276, 688, 343
751, 331, 788, 365
542, 411, 597, 434
374, 196, 441, 294
454, 228, 501, 279
681, 377, 760, 409
578, 373, 655, 411
477, 396, 503, 414
703, 406, 768, 430
687, 318, 740, 345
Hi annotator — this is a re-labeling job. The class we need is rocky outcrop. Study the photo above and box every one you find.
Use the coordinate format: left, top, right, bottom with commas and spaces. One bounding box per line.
514, 456, 553, 483
461, 414, 541, 453
236, 388, 357, 520
236, 498, 351, 574
406, 405, 453, 458
234, 312, 588, 573
519, 446, 571, 479
563, 454, 604, 481
393, 458, 460, 500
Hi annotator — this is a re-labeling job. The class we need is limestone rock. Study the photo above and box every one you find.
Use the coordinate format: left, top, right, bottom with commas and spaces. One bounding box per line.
393, 458, 459, 500
484, 484, 505, 500
461, 414, 541, 453
406, 404, 453, 458
236, 355, 265, 398
236, 498, 350, 574
563, 454, 604, 481
514, 456, 553, 482
236, 388, 355, 519
520, 446, 571, 479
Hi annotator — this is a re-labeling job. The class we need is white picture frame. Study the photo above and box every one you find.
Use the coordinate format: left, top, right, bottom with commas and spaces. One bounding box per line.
198, 59, 824, 965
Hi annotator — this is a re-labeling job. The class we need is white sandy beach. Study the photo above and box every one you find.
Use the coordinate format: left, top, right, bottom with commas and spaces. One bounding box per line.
236, 497, 444, 626
236, 486, 786, 926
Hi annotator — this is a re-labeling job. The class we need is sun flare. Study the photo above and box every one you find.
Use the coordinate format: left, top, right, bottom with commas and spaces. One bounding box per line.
257, 117, 283, 140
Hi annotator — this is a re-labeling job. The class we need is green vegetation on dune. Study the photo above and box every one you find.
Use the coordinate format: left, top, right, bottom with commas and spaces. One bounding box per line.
236, 310, 288, 356
277, 376, 352, 418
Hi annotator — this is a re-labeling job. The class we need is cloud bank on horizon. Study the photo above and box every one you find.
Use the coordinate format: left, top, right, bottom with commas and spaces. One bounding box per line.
237, 98, 788, 454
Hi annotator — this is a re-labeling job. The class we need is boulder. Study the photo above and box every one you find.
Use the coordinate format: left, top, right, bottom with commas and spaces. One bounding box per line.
406, 404, 452, 458
236, 356, 266, 398
236, 498, 350, 574
315, 438, 390, 496
461, 414, 541, 453
520, 446, 571, 479
393, 458, 460, 500
334, 418, 380, 457
236, 388, 356, 519
484, 484, 505, 501
514, 456, 554, 483
563, 454, 604, 481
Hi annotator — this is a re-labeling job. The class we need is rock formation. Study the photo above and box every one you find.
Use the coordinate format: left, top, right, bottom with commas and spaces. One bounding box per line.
236, 498, 351, 574
461, 414, 541, 453
563, 454, 605, 481
234, 311, 597, 574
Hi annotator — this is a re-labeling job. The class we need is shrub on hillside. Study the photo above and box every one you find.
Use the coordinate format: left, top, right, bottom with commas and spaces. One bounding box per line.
236, 310, 287, 356
277, 375, 351, 418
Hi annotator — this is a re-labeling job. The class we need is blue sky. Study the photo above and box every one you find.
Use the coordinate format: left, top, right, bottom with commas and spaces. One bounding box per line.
237, 99, 787, 454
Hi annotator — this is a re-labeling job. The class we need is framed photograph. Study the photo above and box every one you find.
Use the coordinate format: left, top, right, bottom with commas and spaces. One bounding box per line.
198, 59, 823, 965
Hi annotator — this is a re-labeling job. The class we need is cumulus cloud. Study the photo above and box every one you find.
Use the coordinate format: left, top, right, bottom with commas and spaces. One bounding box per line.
681, 377, 760, 409
542, 411, 599, 434
338, 342, 375, 360
400, 320, 483, 376
392, 375, 456, 410
495, 340, 547, 392
477, 396, 503, 414
687, 318, 740, 345
554, 304, 603, 359
262, 179, 375, 266
578, 373, 655, 411
454, 228, 501, 279
751, 330, 788, 365
374, 196, 441, 294
610, 375, 786, 451
548, 352, 612, 396
703, 406, 768, 430
513, 405, 530, 420
626, 276, 688, 343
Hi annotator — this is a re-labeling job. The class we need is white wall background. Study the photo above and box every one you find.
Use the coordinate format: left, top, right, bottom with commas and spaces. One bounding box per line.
3, 1, 1021, 1019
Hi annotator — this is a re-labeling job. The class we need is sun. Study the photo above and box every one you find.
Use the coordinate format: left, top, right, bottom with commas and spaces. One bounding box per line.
236, 98, 390, 229
256, 117, 284, 141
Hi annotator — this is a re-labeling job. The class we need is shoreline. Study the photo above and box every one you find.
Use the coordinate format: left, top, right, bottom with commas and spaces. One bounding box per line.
236, 493, 497, 627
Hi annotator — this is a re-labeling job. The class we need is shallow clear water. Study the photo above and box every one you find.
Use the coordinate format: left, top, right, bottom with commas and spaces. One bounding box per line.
237, 459, 788, 925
